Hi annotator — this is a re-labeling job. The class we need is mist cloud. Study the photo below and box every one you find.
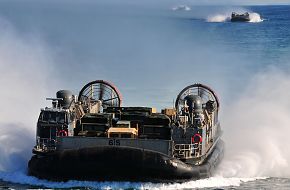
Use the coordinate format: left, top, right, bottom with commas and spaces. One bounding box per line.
218, 67, 290, 178
0, 17, 56, 171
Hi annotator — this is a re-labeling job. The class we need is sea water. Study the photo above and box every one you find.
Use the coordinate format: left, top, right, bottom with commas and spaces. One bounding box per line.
0, 2, 290, 189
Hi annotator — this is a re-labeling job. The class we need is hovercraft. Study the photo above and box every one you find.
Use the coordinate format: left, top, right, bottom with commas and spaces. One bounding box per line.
231, 12, 250, 22
28, 80, 224, 181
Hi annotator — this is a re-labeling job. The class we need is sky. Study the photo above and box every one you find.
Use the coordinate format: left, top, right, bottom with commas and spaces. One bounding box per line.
1, 0, 290, 5
172, 0, 290, 5
201, 0, 290, 5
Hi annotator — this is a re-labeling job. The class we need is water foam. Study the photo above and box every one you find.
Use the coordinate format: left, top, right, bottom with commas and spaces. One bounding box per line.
0, 171, 261, 189
207, 14, 229, 22
249, 12, 263, 22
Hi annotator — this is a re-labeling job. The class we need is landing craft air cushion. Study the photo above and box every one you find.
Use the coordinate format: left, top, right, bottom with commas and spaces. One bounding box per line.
231, 12, 251, 22
28, 80, 224, 181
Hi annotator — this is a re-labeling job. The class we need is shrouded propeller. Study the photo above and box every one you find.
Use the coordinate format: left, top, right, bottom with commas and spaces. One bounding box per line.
78, 80, 122, 108
175, 83, 219, 115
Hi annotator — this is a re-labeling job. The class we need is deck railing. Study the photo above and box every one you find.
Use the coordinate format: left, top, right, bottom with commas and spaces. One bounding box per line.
35, 137, 56, 152
174, 143, 201, 159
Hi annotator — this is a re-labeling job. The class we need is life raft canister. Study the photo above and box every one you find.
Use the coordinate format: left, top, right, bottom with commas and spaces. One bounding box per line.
58, 130, 68, 137
191, 134, 202, 143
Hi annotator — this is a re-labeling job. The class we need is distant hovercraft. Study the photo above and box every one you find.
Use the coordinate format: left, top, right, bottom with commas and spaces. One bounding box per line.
231, 12, 251, 22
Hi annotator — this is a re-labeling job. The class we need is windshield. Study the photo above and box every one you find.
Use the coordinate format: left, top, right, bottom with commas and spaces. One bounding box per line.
39, 111, 66, 124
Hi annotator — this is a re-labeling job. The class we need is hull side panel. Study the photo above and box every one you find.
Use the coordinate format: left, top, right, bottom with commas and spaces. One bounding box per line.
28, 141, 224, 181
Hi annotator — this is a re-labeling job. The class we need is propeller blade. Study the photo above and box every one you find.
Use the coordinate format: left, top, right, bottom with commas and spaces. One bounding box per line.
90, 84, 94, 99
199, 88, 209, 103
102, 97, 118, 102
99, 83, 104, 100
102, 102, 111, 106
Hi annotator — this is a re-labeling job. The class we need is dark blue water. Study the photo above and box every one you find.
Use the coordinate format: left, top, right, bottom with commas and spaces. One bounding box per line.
0, 2, 290, 189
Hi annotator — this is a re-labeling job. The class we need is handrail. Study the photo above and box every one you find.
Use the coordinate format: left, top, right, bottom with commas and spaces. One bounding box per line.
35, 137, 56, 152
191, 136, 221, 162
174, 143, 201, 159
174, 143, 199, 151
174, 137, 220, 162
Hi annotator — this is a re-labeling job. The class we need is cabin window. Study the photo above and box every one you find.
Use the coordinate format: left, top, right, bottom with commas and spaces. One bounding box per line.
57, 112, 65, 123
40, 111, 66, 124
42, 111, 56, 123
38, 126, 57, 139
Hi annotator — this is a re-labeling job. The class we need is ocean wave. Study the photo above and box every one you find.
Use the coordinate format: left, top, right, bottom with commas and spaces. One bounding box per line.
207, 14, 230, 22
0, 171, 264, 190
171, 5, 191, 11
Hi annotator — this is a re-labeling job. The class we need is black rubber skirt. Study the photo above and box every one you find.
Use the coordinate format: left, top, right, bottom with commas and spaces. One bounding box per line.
28, 140, 224, 182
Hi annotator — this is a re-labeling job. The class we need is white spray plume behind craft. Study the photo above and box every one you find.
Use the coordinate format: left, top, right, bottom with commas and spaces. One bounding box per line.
207, 14, 230, 22
217, 68, 290, 178
0, 18, 55, 172
249, 12, 264, 22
